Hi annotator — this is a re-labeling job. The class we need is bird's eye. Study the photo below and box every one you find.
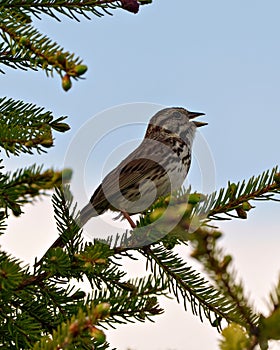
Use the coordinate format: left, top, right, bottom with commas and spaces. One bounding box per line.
173, 111, 181, 119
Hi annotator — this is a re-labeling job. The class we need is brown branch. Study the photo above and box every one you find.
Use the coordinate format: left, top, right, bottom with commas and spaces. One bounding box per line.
16, 271, 49, 291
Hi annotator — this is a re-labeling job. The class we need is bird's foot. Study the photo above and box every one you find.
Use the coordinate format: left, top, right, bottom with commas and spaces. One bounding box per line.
121, 210, 136, 229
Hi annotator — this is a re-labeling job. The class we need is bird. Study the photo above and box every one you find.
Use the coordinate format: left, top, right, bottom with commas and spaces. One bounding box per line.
35, 107, 207, 264
79, 107, 207, 228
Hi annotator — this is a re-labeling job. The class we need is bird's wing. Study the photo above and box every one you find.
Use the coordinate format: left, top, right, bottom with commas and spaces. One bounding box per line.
117, 157, 166, 193
90, 157, 167, 209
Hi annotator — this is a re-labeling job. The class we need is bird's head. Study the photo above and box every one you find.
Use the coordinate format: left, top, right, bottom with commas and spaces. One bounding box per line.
145, 107, 207, 141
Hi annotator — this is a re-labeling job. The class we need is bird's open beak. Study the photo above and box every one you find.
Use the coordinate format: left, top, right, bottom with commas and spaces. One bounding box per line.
188, 111, 208, 127
193, 120, 208, 127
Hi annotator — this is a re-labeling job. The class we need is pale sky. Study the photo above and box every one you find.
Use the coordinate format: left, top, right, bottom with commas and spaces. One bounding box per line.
1, 1, 280, 349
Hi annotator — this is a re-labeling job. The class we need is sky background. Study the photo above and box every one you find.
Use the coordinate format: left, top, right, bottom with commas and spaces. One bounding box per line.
1, 1, 280, 349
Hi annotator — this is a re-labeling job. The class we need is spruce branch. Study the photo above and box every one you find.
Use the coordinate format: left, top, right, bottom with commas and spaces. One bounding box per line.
88, 282, 164, 326
0, 162, 72, 220
188, 228, 259, 333
135, 167, 280, 232
74, 241, 128, 289
33, 302, 111, 349
199, 167, 280, 221
35, 186, 165, 327
109, 293, 163, 324
140, 243, 248, 329
36, 186, 123, 289
12, 0, 117, 20
1, 0, 150, 21
0, 2, 152, 88
36, 185, 83, 264
0, 9, 87, 89
5, 170, 278, 348
0, 97, 70, 156
257, 277, 280, 347
40, 187, 166, 299
0, 251, 64, 345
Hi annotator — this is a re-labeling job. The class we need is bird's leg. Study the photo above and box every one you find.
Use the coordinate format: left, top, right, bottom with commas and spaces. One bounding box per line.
121, 210, 136, 229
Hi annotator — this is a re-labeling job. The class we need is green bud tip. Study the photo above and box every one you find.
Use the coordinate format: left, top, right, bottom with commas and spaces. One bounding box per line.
229, 182, 237, 197
94, 303, 110, 318
221, 255, 232, 268
74, 65, 88, 76
62, 74, 72, 91
242, 201, 253, 211
90, 327, 106, 344
212, 230, 223, 239
188, 193, 204, 205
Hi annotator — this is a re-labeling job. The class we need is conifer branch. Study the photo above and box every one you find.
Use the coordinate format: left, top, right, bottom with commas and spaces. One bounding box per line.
3, 0, 121, 20
257, 277, 280, 346
87, 282, 164, 326
33, 302, 111, 349
188, 228, 259, 332
140, 243, 248, 329
220, 298, 280, 350
0, 97, 70, 155
1, 0, 151, 21
0, 9, 87, 89
0, 2, 152, 88
200, 167, 280, 221
134, 167, 280, 230
0, 163, 72, 219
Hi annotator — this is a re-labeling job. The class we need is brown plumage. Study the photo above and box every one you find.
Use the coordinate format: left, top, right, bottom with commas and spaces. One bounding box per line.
80, 107, 207, 226
38, 107, 207, 258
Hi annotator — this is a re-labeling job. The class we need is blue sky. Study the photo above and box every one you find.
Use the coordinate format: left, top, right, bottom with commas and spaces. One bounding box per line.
1, 1, 280, 349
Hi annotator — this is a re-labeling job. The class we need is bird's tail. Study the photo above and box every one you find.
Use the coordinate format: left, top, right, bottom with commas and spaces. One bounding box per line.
79, 202, 97, 227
